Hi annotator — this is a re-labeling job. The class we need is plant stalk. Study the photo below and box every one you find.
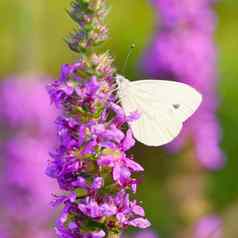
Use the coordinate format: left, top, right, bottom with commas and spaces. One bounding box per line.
108, 233, 120, 238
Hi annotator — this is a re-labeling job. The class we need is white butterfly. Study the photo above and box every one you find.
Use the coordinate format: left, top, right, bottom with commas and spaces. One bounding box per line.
116, 74, 202, 147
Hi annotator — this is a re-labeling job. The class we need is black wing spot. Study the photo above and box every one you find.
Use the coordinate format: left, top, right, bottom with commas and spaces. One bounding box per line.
173, 104, 180, 109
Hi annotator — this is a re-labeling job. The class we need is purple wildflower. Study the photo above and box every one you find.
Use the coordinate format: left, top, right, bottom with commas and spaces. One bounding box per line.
98, 152, 143, 188
47, 1, 150, 237
143, 0, 224, 170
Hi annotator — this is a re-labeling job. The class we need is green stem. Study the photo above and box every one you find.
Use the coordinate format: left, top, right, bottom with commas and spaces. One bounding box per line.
107, 232, 120, 238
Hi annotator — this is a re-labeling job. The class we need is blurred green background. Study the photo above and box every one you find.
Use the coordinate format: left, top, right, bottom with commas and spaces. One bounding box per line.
0, 0, 238, 237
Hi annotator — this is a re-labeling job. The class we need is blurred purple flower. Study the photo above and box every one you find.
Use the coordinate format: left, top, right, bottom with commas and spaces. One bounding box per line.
0, 75, 56, 136
32, 230, 56, 238
194, 215, 223, 238
121, 230, 158, 238
1, 136, 56, 223
143, 0, 224, 170
151, 0, 216, 33
0, 226, 8, 238
0, 76, 57, 238
133, 230, 158, 238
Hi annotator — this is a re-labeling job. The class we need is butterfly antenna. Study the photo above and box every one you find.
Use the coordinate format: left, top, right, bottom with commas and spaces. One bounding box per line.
122, 44, 136, 74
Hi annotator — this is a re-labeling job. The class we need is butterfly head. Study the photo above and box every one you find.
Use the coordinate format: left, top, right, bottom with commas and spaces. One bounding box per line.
116, 74, 130, 91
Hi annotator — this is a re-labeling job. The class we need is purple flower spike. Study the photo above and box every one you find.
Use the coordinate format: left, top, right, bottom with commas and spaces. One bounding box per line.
47, 0, 150, 237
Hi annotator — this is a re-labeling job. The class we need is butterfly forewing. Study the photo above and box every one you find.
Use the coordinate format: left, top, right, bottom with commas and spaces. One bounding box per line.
130, 80, 202, 122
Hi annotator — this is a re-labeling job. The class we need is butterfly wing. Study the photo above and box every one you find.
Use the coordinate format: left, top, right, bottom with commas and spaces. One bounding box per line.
119, 79, 202, 146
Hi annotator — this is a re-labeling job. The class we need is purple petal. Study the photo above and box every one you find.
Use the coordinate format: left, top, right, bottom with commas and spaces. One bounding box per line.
92, 177, 104, 190
100, 203, 117, 216
113, 165, 131, 185
124, 157, 144, 172
98, 155, 115, 167
72, 176, 88, 189
122, 129, 135, 151
131, 204, 145, 217
90, 230, 106, 238
129, 218, 151, 229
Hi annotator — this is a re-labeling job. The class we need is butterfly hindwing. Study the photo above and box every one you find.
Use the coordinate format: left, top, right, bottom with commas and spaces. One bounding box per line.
120, 87, 182, 146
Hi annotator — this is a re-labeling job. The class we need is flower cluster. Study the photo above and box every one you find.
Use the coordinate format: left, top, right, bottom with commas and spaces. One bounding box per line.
142, 0, 224, 170
0, 76, 57, 238
47, 1, 150, 237
66, 0, 108, 53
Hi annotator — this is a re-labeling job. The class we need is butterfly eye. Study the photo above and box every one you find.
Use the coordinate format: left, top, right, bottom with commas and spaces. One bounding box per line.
173, 104, 180, 109
115, 75, 124, 86
118, 77, 123, 83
